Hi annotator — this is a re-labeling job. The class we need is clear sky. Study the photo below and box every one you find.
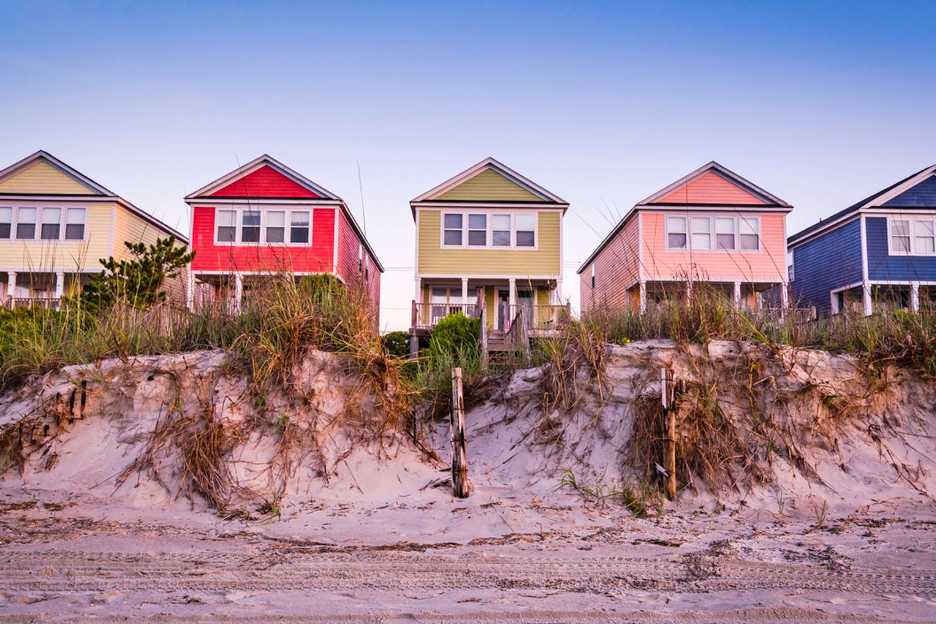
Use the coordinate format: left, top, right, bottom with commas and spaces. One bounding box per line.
2, 1, 935, 331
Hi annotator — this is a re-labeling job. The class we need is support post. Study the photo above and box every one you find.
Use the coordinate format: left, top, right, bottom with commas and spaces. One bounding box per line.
461, 278, 469, 316
555, 278, 563, 305
8, 271, 17, 304
780, 281, 789, 319
733, 281, 742, 309
55, 271, 65, 301
450, 368, 470, 498
186, 266, 195, 310
661, 368, 677, 501
639, 281, 647, 313
685, 280, 692, 302
234, 272, 244, 313
862, 280, 873, 316
911, 281, 921, 313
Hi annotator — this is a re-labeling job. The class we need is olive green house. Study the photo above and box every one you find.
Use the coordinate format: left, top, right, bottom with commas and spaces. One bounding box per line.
410, 157, 569, 351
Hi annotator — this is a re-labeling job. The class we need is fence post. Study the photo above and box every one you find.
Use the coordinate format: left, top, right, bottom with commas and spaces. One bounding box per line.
450, 367, 470, 498
661, 368, 677, 500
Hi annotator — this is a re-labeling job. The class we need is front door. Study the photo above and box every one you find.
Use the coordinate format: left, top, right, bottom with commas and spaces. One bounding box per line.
495, 289, 535, 330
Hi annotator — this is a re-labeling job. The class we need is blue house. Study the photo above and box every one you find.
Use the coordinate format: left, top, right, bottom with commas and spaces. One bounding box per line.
789, 164, 936, 316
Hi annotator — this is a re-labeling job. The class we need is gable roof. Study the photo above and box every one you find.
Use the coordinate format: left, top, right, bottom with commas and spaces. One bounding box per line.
186, 154, 341, 201
577, 161, 791, 274
0, 150, 188, 242
638, 161, 791, 208
788, 164, 936, 246
410, 157, 568, 218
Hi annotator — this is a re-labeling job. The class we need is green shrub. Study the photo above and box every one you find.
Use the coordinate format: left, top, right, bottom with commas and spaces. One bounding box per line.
382, 331, 410, 359
429, 312, 479, 355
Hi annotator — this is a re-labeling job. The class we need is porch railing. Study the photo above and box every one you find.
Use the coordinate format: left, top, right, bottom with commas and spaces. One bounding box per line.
411, 302, 480, 330
3, 296, 62, 310
502, 303, 571, 333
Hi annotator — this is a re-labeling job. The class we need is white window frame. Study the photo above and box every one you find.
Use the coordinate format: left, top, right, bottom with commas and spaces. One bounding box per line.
213, 206, 314, 247
887, 215, 936, 256
440, 210, 539, 250
0, 202, 88, 243
664, 213, 762, 253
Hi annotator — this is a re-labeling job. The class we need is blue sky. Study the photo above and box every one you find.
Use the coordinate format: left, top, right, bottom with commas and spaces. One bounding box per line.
2, 1, 935, 330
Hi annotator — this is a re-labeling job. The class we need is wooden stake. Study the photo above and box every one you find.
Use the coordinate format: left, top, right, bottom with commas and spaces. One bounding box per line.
450, 367, 470, 498
662, 368, 677, 500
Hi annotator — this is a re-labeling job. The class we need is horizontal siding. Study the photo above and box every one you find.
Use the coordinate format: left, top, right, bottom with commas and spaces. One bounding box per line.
881, 175, 936, 208
336, 209, 381, 325
866, 216, 936, 282
658, 171, 766, 205
641, 212, 787, 282
190, 206, 335, 274
417, 210, 560, 277
209, 165, 319, 198
580, 217, 640, 313
0, 161, 97, 195
436, 168, 546, 202
0, 203, 112, 271
113, 205, 188, 302
791, 218, 863, 316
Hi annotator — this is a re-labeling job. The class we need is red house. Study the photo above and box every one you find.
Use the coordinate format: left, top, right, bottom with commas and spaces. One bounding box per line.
185, 155, 383, 318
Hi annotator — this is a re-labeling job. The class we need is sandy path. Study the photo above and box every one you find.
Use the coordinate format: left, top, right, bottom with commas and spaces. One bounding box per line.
1, 512, 935, 622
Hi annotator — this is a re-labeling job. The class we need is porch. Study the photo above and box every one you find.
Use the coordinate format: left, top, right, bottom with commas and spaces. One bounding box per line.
625, 279, 788, 312
0, 271, 88, 310
831, 282, 936, 316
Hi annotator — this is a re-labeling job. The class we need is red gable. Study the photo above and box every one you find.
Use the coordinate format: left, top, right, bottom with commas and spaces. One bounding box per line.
209, 165, 320, 198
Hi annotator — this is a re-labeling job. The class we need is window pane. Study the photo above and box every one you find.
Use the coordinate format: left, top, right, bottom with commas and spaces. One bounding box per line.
243, 211, 260, 226
290, 227, 308, 243
0, 207, 11, 240
493, 230, 511, 246
667, 216, 686, 234
516, 214, 535, 231
267, 211, 285, 226
218, 210, 236, 227
242, 227, 260, 242
715, 218, 735, 234
431, 288, 448, 303
914, 220, 935, 252
16, 208, 36, 239
444, 229, 462, 245
740, 234, 759, 250
691, 233, 711, 250
691, 217, 710, 234
444, 214, 462, 229
65, 223, 85, 240
41, 207, 61, 240
717, 234, 735, 250
917, 237, 936, 253
740, 217, 759, 236
468, 214, 486, 229
218, 226, 236, 242
493, 214, 510, 230
66, 207, 85, 225
893, 236, 911, 253
891, 219, 910, 236
668, 233, 687, 249
517, 231, 535, 247
267, 227, 285, 243
291, 211, 309, 226
468, 230, 486, 246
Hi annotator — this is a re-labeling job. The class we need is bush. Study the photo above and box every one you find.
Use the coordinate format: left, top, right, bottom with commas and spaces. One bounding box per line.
382, 331, 410, 359
429, 312, 480, 355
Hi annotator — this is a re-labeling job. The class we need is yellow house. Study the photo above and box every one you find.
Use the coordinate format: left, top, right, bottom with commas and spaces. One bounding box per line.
0, 151, 188, 307
410, 157, 569, 348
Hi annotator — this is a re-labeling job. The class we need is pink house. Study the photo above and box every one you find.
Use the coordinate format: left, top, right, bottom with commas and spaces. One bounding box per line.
578, 162, 792, 312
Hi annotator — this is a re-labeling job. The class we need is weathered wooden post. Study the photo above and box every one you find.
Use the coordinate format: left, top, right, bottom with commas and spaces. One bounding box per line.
450, 367, 470, 498
661, 368, 677, 500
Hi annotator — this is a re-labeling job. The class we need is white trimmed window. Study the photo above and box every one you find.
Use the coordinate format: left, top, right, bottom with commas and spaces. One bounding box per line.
667, 216, 687, 249
65, 208, 86, 240
16, 207, 36, 240
740, 217, 760, 250
241, 210, 261, 243
891, 217, 936, 255
217, 210, 236, 242
290, 211, 310, 244
516, 214, 535, 247
0, 207, 11, 240
266, 211, 285, 243
440, 211, 539, 249
443, 214, 463, 246
467, 214, 487, 246
690, 217, 711, 250
715, 217, 736, 250
492, 214, 511, 247
666, 214, 760, 251
41, 207, 61, 240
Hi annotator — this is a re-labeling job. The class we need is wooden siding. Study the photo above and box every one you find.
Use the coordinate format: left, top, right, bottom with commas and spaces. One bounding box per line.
657, 171, 766, 205
436, 168, 545, 202
882, 174, 936, 208
0, 203, 112, 271
113, 205, 187, 301
417, 210, 560, 276
790, 218, 863, 316
0, 160, 98, 195
336, 209, 381, 323
866, 216, 936, 282
579, 217, 641, 313
641, 212, 786, 282
209, 165, 319, 198
189, 206, 335, 273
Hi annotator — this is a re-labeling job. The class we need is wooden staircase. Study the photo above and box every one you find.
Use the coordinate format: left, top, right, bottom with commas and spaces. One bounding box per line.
486, 329, 507, 351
